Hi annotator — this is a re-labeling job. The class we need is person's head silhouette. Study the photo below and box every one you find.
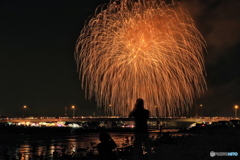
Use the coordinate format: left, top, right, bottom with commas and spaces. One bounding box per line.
99, 132, 111, 142
135, 98, 144, 109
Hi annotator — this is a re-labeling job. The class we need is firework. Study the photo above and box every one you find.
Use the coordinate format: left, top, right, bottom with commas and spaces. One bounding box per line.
75, 0, 206, 116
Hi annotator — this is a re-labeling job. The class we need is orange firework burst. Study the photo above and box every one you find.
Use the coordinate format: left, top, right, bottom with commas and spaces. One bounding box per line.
75, 0, 206, 116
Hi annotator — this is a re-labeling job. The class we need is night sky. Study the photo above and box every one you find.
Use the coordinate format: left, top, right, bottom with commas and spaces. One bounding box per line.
0, 0, 239, 117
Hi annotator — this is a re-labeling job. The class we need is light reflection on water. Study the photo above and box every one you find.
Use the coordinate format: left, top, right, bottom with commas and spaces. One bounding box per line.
0, 130, 178, 159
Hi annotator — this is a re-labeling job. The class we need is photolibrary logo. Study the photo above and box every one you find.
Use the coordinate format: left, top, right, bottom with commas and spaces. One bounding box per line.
210, 151, 238, 157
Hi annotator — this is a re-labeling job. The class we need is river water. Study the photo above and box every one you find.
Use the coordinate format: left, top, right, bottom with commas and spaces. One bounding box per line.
0, 129, 178, 160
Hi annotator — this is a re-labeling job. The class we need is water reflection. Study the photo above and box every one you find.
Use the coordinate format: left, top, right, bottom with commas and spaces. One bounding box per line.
19, 144, 31, 159
0, 132, 138, 159
0, 130, 178, 159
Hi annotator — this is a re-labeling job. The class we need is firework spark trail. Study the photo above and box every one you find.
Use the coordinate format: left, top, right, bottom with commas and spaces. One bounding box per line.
75, 0, 206, 116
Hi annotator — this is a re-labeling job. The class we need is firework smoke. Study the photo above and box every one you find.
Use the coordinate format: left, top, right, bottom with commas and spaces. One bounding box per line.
75, 0, 206, 116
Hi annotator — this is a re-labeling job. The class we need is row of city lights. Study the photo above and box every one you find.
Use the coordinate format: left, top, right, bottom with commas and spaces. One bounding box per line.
22, 104, 239, 118
197, 104, 239, 118
154, 104, 239, 118
22, 105, 76, 118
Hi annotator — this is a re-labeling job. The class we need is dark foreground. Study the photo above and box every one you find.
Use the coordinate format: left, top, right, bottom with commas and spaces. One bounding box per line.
0, 126, 240, 160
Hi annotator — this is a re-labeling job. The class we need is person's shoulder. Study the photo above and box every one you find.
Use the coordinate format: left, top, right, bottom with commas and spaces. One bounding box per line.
144, 109, 150, 112
143, 109, 150, 116
97, 143, 102, 148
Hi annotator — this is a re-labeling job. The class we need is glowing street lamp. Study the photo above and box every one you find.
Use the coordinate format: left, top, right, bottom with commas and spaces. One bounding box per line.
200, 104, 203, 118
23, 105, 27, 118
235, 105, 238, 118
108, 104, 112, 117
72, 105, 75, 118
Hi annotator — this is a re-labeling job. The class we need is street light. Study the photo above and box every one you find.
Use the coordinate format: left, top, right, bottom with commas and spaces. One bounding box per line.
72, 105, 75, 118
234, 105, 238, 118
200, 104, 203, 118
23, 105, 27, 118
108, 104, 112, 117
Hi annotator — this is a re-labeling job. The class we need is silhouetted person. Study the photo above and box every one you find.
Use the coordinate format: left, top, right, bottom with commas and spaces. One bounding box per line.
129, 98, 153, 160
159, 131, 173, 144
97, 132, 117, 160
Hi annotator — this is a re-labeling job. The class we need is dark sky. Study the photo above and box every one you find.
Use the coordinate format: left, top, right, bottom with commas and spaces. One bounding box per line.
0, 0, 239, 117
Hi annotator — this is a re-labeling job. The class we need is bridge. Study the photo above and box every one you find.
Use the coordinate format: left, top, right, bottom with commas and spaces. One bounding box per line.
0, 117, 233, 129
0, 116, 232, 122
0, 116, 232, 123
